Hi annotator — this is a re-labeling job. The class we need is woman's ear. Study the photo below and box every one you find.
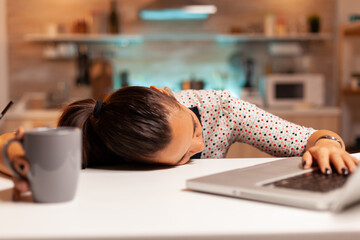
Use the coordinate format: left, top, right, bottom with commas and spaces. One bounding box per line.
150, 86, 170, 96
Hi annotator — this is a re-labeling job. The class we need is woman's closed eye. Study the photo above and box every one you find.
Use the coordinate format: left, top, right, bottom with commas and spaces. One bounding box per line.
193, 117, 198, 133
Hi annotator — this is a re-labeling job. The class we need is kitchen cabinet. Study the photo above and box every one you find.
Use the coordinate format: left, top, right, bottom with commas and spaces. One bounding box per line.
338, 22, 360, 150
23, 32, 334, 101
226, 107, 340, 158
0, 0, 8, 129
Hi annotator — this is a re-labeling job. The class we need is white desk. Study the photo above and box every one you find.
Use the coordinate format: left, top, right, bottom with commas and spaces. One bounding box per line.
1, 156, 360, 240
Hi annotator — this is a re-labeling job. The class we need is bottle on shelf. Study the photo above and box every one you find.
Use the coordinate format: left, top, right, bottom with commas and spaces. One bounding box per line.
264, 13, 275, 37
76, 45, 90, 86
109, 0, 120, 34
120, 71, 129, 87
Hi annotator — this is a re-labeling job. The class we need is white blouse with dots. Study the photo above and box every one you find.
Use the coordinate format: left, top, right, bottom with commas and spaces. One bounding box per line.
174, 89, 316, 159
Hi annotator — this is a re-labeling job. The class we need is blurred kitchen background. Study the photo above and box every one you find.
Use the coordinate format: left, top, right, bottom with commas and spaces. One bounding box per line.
1, 0, 360, 157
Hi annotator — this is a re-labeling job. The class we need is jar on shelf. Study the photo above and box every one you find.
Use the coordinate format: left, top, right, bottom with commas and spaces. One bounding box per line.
264, 13, 275, 36
350, 73, 360, 89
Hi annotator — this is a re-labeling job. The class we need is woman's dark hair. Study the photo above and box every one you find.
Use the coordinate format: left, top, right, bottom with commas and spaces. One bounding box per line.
58, 86, 180, 168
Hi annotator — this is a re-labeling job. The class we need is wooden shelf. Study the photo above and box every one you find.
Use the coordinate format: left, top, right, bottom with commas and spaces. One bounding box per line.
216, 33, 332, 43
342, 22, 360, 36
25, 33, 332, 44
342, 88, 360, 95
25, 33, 144, 44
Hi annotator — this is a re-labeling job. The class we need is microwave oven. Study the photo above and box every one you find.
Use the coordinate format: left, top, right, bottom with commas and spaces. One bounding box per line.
265, 74, 325, 108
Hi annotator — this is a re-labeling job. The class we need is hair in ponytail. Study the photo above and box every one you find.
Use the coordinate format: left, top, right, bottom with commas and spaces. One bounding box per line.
58, 86, 180, 168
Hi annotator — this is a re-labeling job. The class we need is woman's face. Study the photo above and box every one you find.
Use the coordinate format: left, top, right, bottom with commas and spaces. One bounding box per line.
151, 104, 204, 165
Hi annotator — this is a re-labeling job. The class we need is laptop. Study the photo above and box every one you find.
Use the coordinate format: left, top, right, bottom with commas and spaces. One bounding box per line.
186, 155, 360, 211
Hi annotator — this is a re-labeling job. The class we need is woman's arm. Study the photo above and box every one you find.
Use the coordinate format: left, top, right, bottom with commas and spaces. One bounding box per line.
211, 91, 358, 174
303, 129, 358, 175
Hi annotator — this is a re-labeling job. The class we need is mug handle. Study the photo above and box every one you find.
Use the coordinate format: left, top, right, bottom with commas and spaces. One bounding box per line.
2, 139, 25, 179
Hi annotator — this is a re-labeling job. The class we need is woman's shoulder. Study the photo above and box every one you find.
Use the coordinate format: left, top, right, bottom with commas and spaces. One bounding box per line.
175, 89, 238, 109
175, 89, 231, 102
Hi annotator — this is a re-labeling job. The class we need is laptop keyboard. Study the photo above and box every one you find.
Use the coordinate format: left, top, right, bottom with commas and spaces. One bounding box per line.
265, 170, 349, 193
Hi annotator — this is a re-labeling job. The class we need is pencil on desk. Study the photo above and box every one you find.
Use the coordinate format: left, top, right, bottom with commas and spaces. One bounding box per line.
0, 101, 13, 120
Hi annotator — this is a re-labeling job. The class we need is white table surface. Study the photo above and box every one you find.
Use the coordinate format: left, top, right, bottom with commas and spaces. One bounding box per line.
1, 154, 360, 240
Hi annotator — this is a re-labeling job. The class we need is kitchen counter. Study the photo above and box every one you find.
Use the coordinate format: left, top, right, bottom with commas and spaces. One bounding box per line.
0, 155, 360, 240
1, 92, 62, 132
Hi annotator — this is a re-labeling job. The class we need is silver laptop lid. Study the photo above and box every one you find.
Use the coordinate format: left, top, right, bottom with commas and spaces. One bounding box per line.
187, 156, 360, 211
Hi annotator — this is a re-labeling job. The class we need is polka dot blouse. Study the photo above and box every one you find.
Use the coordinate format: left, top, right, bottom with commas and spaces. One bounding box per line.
174, 89, 316, 159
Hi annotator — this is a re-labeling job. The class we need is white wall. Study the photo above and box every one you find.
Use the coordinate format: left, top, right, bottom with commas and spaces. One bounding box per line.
337, 0, 360, 24
0, 0, 8, 119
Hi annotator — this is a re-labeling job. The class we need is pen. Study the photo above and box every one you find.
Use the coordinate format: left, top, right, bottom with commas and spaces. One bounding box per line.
0, 101, 13, 120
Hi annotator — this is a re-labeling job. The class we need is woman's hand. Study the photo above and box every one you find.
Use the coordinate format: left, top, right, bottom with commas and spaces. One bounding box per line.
0, 127, 30, 201
150, 86, 175, 98
302, 130, 359, 175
